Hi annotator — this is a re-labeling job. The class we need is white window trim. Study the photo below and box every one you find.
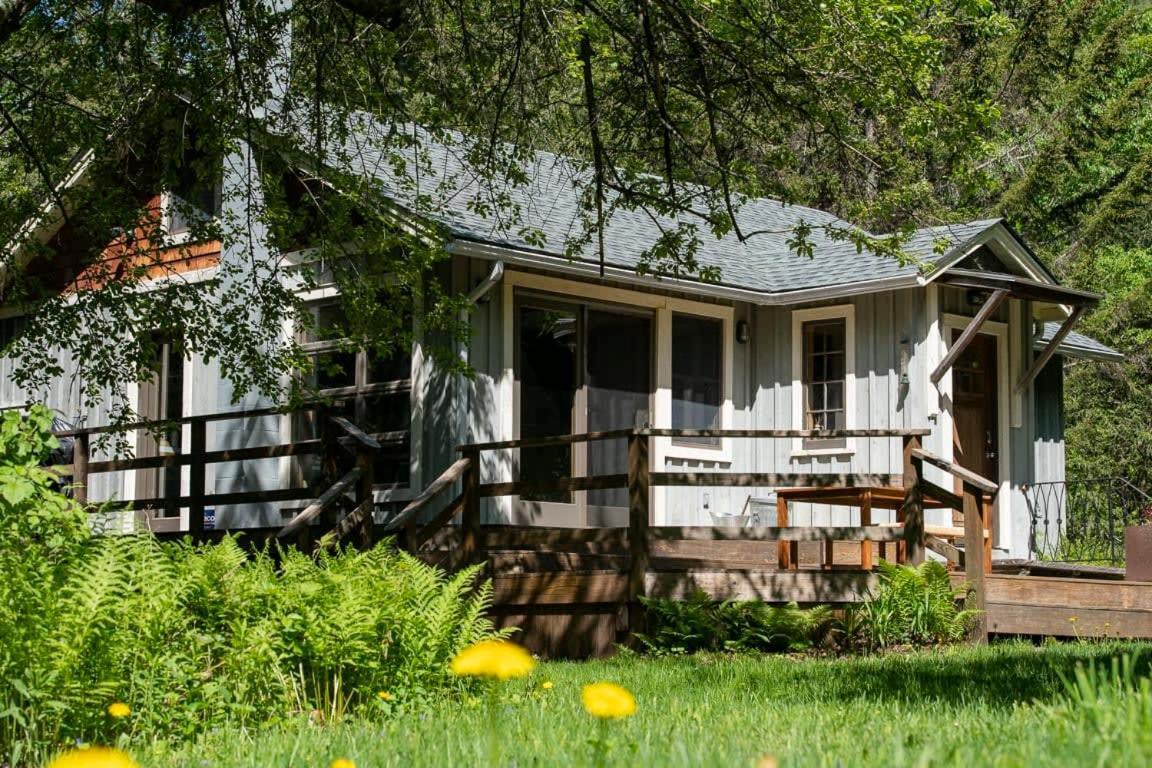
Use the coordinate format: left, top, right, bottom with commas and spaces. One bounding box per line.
159, 190, 221, 247
791, 304, 856, 458
940, 312, 1012, 552
499, 270, 736, 467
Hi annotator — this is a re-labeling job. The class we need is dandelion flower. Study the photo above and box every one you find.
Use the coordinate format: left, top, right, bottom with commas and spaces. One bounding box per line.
47, 746, 139, 768
542, 681, 554, 690
756, 755, 779, 768
106, 702, 131, 719
581, 682, 636, 719
450, 640, 536, 680
377, 691, 393, 702
330, 760, 356, 768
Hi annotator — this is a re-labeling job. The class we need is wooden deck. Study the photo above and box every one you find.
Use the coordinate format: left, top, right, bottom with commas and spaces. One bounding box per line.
45, 410, 1152, 658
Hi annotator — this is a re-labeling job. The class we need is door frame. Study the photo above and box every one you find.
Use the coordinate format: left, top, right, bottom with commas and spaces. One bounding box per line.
512, 291, 656, 526
941, 313, 1011, 546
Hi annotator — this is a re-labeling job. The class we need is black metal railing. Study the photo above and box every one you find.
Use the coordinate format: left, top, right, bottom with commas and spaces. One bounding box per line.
1025, 479, 1152, 565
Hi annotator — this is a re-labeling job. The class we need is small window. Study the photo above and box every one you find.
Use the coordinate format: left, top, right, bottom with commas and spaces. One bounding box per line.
671, 314, 723, 447
295, 301, 413, 488
0, 315, 28, 352
165, 139, 222, 237
802, 318, 847, 450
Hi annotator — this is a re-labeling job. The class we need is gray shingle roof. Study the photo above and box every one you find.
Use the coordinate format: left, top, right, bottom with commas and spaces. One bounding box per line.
331, 120, 1003, 295
1036, 322, 1123, 362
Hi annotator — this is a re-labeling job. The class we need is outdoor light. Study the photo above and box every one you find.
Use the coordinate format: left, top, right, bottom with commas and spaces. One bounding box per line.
736, 319, 750, 344
899, 337, 911, 385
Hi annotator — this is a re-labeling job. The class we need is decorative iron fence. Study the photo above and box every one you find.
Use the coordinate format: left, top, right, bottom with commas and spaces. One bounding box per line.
1024, 479, 1152, 565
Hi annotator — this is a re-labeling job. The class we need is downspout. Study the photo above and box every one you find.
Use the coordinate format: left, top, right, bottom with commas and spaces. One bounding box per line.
457, 261, 505, 448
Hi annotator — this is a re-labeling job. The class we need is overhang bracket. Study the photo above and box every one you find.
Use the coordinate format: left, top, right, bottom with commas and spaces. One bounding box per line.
1016, 306, 1088, 393
930, 289, 1009, 386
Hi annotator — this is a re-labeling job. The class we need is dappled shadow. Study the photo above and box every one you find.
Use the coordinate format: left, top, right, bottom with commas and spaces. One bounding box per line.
682, 642, 1152, 709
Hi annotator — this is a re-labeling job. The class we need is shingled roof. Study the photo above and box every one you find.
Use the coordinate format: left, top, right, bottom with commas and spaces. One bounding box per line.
331, 121, 1006, 296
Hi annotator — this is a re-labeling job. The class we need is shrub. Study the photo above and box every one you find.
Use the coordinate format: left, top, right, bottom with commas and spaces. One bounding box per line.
0, 407, 506, 764
850, 560, 977, 649
636, 591, 834, 655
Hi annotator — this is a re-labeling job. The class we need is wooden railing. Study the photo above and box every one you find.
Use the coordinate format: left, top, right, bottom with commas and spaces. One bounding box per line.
52, 405, 380, 547
392, 427, 1000, 640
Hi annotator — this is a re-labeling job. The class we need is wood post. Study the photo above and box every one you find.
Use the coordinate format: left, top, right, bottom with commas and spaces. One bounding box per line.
962, 480, 988, 642
860, 488, 873, 571
776, 495, 793, 570
355, 446, 375, 549
902, 434, 925, 565
188, 420, 206, 536
626, 432, 650, 642
459, 447, 482, 568
72, 432, 89, 507
981, 491, 994, 573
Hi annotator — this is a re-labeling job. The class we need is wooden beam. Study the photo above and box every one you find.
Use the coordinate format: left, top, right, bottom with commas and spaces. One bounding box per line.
930, 289, 1009, 385
277, 467, 362, 539
926, 535, 963, 566
1016, 306, 1087, 393
650, 472, 900, 489
480, 474, 628, 498
911, 448, 999, 495
963, 480, 988, 642
330, 415, 382, 451
458, 448, 482, 568
385, 456, 471, 534
902, 435, 924, 565
627, 433, 651, 642
648, 526, 905, 542
188, 420, 206, 536
413, 492, 465, 551
459, 428, 932, 453
919, 478, 964, 511
646, 569, 878, 603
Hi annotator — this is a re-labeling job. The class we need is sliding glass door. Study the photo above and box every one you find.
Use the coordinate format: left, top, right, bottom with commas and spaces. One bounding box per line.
515, 297, 652, 527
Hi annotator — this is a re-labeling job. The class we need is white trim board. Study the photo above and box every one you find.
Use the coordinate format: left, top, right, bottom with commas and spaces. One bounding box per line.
940, 312, 1013, 553
790, 304, 857, 459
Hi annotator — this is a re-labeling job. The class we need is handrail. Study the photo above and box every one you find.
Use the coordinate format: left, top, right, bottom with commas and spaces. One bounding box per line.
458, 427, 932, 453
52, 403, 323, 438
330, 416, 382, 451
278, 467, 362, 539
910, 448, 998, 495
384, 456, 472, 534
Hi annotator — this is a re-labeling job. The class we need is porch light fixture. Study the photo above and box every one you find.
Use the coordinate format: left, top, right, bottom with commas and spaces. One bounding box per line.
966, 288, 991, 307
736, 319, 750, 344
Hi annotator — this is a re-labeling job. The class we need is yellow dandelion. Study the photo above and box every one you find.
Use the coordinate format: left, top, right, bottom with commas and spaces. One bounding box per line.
1068, 616, 1079, 624
377, 691, 393, 702
106, 702, 130, 719
542, 681, 554, 690
450, 640, 536, 680
756, 755, 779, 768
330, 760, 356, 768
47, 746, 139, 768
581, 682, 636, 719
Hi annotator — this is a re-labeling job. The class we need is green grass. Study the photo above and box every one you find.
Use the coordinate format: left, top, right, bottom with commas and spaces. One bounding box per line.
133, 642, 1152, 768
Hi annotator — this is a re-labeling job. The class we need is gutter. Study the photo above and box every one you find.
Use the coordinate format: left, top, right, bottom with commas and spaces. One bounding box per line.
446, 239, 921, 307
457, 260, 505, 447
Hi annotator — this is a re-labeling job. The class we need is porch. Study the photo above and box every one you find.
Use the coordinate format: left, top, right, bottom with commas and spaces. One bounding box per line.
50, 411, 1152, 657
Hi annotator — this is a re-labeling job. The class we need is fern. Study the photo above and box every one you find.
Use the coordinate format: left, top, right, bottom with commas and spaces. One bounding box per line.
854, 560, 978, 649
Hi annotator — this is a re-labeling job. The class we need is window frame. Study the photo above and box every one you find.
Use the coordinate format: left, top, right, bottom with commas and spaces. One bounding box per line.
295, 296, 416, 491
791, 304, 856, 458
670, 312, 725, 449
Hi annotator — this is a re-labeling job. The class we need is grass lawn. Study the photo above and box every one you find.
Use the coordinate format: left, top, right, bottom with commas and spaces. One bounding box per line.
138, 641, 1152, 768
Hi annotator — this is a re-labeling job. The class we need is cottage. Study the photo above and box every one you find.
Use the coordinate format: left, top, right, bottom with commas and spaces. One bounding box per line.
0, 121, 1121, 569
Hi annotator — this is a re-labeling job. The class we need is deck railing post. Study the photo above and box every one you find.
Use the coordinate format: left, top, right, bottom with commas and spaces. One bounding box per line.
188, 419, 206, 536
902, 434, 925, 565
626, 431, 650, 643
355, 446, 375, 549
459, 447, 482, 569
962, 480, 989, 642
72, 431, 89, 508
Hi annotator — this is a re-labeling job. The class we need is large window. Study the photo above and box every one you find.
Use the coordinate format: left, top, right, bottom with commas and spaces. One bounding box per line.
296, 301, 412, 487
671, 314, 723, 447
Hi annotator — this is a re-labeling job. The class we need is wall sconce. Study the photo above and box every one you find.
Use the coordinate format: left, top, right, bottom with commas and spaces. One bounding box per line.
736, 319, 750, 344
966, 289, 990, 307
898, 337, 911, 385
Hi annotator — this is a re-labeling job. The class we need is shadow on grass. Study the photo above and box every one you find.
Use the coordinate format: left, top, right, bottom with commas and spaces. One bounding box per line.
675, 641, 1152, 709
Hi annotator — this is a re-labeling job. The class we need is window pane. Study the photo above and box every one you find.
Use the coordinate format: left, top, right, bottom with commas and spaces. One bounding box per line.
311, 351, 356, 390
519, 306, 578, 503
672, 314, 723, 446
826, 381, 844, 411
802, 317, 847, 449
369, 349, 412, 384
361, 391, 410, 434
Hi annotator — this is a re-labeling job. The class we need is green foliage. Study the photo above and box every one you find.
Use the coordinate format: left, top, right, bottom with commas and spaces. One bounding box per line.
636, 592, 834, 655
0, 534, 506, 762
851, 561, 978, 649
0, 408, 506, 762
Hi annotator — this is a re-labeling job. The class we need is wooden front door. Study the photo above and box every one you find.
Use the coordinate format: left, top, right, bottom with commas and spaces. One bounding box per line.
951, 330, 999, 533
